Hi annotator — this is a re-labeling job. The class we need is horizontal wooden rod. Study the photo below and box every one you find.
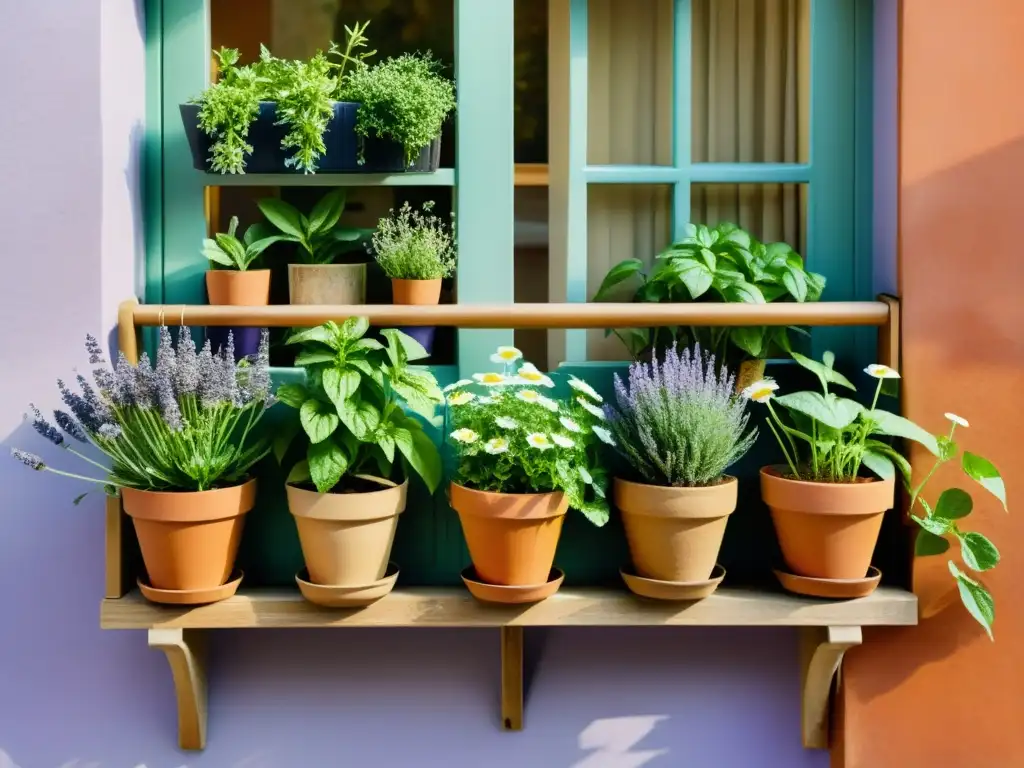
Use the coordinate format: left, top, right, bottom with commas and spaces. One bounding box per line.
129, 301, 889, 329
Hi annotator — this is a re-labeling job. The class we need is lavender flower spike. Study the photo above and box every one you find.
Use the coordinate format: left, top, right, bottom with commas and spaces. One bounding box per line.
173, 326, 199, 396
28, 404, 64, 446
155, 326, 183, 431
98, 423, 122, 439
57, 378, 102, 432
54, 410, 88, 443
85, 334, 107, 365
11, 448, 45, 470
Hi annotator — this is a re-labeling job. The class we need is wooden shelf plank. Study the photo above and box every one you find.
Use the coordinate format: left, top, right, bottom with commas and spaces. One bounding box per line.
197, 169, 456, 187
101, 586, 918, 630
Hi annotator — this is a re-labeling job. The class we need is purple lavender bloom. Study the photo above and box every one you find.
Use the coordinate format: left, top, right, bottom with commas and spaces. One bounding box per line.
218, 332, 240, 406
111, 353, 136, 406
98, 423, 122, 439
607, 343, 756, 487
173, 327, 199, 397
54, 410, 88, 443
197, 339, 220, 408
77, 373, 112, 424
11, 448, 45, 470
85, 334, 107, 365
154, 326, 183, 430
248, 328, 271, 402
57, 378, 102, 432
28, 404, 64, 446
133, 352, 156, 408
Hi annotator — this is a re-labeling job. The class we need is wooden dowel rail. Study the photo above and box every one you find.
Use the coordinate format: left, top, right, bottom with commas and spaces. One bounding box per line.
126, 301, 890, 329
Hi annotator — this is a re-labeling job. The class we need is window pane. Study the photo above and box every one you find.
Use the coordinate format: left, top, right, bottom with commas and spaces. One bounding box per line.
691, 0, 810, 164
691, 182, 807, 256
515, 0, 548, 163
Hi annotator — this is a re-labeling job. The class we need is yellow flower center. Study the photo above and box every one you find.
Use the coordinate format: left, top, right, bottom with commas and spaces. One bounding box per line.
497, 350, 519, 360
520, 371, 543, 381
520, 390, 539, 400
480, 373, 504, 384
751, 387, 774, 401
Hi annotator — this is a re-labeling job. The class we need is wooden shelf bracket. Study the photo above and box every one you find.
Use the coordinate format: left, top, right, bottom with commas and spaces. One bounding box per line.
799, 625, 862, 749
148, 628, 208, 751
500, 626, 523, 730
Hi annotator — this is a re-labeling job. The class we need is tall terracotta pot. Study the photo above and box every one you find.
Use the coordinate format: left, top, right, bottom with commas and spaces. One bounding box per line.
392, 277, 442, 355
450, 483, 567, 585
205, 269, 272, 359
122, 479, 255, 593
286, 477, 407, 586
760, 466, 895, 579
288, 263, 366, 305
614, 476, 737, 582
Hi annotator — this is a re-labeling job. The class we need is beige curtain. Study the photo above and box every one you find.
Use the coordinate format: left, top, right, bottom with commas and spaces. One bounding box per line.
581, 0, 810, 361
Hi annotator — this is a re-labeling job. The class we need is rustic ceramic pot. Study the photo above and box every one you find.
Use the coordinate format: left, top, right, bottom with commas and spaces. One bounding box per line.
286, 477, 407, 586
449, 483, 567, 587
614, 476, 738, 583
288, 263, 366, 305
122, 479, 255, 595
760, 466, 895, 580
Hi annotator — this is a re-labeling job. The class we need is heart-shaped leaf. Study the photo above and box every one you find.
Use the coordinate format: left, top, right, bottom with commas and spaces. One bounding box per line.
962, 451, 1007, 510
299, 399, 340, 443
958, 531, 1000, 571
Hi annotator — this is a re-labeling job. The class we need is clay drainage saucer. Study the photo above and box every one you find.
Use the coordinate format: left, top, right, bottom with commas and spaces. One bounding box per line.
620, 564, 726, 601
296, 562, 399, 608
461, 566, 564, 604
138, 570, 244, 606
774, 566, 882, 599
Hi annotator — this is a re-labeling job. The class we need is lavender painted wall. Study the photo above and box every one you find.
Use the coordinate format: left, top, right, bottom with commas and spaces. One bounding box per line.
0, 1, 895, 765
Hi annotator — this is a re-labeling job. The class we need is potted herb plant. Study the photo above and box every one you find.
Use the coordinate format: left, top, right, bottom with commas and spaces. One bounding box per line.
594, 222, 825, 390
445, 348, 611, 604
202, 215, 285, 358
275, 317, 443, 607
607, 344, 757, 600
11, 329, 273, 605
257, 189, 371, 305
371, 200, 457, 354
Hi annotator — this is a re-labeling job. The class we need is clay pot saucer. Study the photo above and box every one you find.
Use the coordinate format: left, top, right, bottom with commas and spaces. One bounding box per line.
774, 566, 882, 599
620, 564, 726, 601
461, 566, 564, 604
295, 562, 400, 608
138, 570, 244, 606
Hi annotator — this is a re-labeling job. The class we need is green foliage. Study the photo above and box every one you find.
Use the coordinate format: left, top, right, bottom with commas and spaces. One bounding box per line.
191, 23, 374, 175
257, 189, 371, 265
276, 317, 444, 495
445, 350, 611, 526
371, 201, 457, 280
340, 53, 456, 166
202, 215, 288, 271
593, 222, 825, 364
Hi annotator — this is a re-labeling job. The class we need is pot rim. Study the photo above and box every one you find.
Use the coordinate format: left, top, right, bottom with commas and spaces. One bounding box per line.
206, 268, 272, 276
449, 481, 564, 501
391, 277, 443, 284
288, 262, 368, 272
449, 481, 568, 521
614, 475, 737, 493
286, 476, 408, 521
122, 477, 257, 522
760, 464, 894, 489
121, 476, 256, 499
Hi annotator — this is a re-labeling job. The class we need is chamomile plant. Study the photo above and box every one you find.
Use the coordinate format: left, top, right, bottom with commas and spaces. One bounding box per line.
444, 347, 612, 525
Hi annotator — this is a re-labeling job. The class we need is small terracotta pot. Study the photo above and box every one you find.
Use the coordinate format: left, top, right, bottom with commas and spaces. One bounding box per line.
614, 476, 737, 583
288, 263, 366, 305
760, 466, 895, 579
286, 477, 407, 586
391, 277, 442, 305
122, 479, 256, 593
205, 269, 271, 306
450, 482, 567, 586
735, 358, 767, 393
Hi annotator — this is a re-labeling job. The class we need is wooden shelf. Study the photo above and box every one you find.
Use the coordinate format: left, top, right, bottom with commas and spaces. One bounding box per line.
102, 586, 917, 630
197, 169, 456, 187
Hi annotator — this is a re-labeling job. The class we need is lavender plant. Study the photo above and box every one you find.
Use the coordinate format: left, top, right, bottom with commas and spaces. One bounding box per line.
607, 344, 757, 487
10, 327, 274, 496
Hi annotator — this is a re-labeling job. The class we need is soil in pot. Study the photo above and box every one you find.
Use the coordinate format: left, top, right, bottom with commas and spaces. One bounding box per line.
761, 466, 895, 580
614, 476, 738, 583
449, 483, 568, 587
122, 479, 256, 594
286, 476, 407, 587
392, 277, 442, 355
289, 263, 367, 305
206, 269, 272, 359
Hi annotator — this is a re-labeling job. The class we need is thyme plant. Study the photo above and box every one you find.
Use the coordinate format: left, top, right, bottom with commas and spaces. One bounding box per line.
445, 348, 611, 525
11, 328, 274, 496
607, 344, 756, 487
371, 201, 457, 280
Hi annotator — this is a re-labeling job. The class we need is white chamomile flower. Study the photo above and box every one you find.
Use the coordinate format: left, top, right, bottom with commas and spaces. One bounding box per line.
447, 391, 475, 406
526, 433, 553, 450
741, 379, 779, 403
552, 434, 576, 449
517, 389, 541, 403
568, 375, 603, 403
559, 416, 582, 433
443, 379, 472, 393
537, 396, 559, 412
450, 428, 479, 444
591, 425, 616, 446
478, 396, 495, 405
578, 466, 593, 484
865, 364, 900, 380
577, 397, 606, 419
473, 372, 507, 386
495, 416, 519, 430
945, 412, 970, 428
484, 437, 510, 455
490, 346, 523, 364
515, 363, 555, 388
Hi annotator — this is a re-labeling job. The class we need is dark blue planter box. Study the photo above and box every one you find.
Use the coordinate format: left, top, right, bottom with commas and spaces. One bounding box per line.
181, 101, 441, 174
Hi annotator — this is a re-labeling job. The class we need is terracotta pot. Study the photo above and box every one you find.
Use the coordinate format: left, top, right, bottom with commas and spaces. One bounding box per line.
205, 269, 271, 306
735, 358, 767, 393
122, 479, 255, 593
760, 466, 895, 579
391, 277, 442, 305
450, 482, 568, 586
288, 263, 366, 305
286, 477, 407, 586
614, 476, 737, 583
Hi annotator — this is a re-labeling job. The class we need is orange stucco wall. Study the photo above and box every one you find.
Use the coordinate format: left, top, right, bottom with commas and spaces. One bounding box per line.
836, 1, 1024, 765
